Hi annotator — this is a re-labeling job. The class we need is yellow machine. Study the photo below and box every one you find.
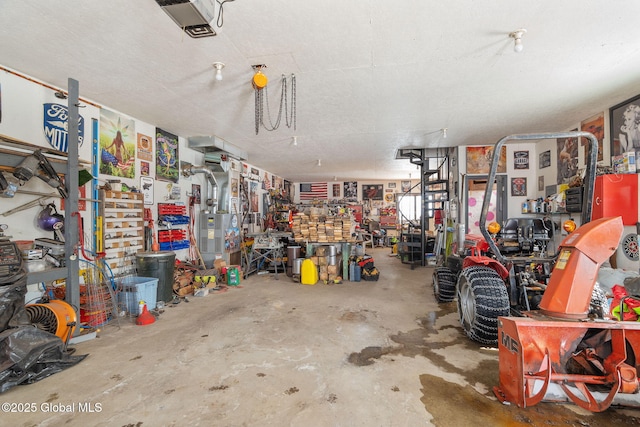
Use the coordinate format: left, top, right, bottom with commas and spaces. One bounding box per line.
26, 299, 77, 340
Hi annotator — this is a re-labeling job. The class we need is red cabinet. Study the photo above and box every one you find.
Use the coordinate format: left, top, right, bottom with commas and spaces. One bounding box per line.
592, 174, 638, 225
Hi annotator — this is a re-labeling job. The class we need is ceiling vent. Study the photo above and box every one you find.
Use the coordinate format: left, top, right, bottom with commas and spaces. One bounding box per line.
155, 0, 217, 38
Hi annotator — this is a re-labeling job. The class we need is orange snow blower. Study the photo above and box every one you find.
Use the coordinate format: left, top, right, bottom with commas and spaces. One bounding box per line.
494, 216, 640, 412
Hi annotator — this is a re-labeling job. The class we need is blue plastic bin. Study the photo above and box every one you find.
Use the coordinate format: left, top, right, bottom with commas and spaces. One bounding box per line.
118, 276, 159, 315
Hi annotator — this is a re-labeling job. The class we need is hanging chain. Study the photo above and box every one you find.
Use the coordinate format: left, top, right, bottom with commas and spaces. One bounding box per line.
255, 88, 261, 135
286, 74, 296, 130
261, 81, 283, 131
254, 74, 297, 134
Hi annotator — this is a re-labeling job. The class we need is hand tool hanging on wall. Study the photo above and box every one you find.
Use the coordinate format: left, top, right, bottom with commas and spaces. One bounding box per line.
13, 149, 68, 198
1, 196, 52, 217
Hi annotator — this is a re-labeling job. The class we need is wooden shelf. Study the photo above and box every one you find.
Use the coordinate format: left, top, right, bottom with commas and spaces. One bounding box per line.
100, 190, 144, 276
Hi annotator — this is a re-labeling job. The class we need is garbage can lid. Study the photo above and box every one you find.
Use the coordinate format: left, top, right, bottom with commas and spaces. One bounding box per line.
136, 251, 176, 258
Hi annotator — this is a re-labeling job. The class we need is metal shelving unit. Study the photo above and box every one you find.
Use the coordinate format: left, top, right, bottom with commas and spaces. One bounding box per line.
0, 79, 83, 311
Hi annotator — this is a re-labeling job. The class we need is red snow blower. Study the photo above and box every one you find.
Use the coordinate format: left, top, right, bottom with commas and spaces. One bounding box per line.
493, 216, 640, 412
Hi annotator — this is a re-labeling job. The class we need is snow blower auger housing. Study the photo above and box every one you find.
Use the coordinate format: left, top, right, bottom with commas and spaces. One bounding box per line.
494, 216, 640, 412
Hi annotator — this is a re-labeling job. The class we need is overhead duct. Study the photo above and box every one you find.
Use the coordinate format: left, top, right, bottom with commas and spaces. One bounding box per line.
187, 135, 248, 161
155, 0, 218, 38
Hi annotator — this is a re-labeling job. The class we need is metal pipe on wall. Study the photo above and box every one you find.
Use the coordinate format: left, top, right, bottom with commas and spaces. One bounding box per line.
182, 165, 218, 213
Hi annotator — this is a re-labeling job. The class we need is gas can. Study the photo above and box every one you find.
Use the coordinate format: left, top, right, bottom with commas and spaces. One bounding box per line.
300, 259, 318, 285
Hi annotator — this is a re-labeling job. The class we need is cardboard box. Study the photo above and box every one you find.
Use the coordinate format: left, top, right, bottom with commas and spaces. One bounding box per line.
214, 259, 227, 270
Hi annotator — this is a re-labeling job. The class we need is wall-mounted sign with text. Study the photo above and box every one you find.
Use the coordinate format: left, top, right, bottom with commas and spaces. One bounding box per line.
43, 103, 85, 153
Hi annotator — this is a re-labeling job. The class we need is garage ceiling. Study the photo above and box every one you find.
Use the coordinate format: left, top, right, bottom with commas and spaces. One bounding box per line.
1, 1, 639, 182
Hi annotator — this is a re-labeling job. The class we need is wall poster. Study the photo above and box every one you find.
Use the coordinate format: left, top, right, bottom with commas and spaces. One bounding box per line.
155, 127, 179, 183
192, 184, 201, 204
141, 176, 154, 205
513, 150, 529, 169
140, 161, 150, 176
137, 133, 153, 161
99, 109, 135, 178
539, 150, 551, 169
362, 184, 383, 200
511, 177, 527, 197
581, 112, 604, 162
557, 132, 579, 185
610, 94, 640, 157
344, 181, 358, 202
332, 183, 341, 197
466, 146, 507, 174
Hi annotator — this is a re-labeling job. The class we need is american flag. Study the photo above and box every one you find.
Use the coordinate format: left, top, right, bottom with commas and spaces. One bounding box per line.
299, 182, 328, 200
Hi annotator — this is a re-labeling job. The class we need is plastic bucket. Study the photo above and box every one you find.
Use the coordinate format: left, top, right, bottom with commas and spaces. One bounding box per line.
136, 251, 176, 304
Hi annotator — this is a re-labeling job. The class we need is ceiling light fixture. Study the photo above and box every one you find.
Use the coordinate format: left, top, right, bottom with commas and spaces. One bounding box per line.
317, 159, 322, 167
212, 62, 225, 81
292, 136, 298, 146
442, 128, 448, 139
509, 29, 527, 53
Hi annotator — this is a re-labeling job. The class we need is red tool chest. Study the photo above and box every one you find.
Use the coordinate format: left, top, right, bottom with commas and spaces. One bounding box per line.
591, 174, 638, 225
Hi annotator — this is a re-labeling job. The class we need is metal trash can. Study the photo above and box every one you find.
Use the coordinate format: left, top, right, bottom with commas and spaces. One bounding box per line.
293, 257, 303, 274
136, 251, 176, 304
286, 246, 301, 277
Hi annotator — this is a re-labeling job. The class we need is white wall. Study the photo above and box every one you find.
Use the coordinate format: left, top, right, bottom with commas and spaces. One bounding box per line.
0, 69, 99, 242
0, 69, 212, 260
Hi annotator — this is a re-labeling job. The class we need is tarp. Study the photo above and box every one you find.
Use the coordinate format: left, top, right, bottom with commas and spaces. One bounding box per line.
0, 262, 86, 393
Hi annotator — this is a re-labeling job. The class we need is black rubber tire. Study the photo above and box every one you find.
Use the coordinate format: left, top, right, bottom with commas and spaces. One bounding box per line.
456, 266, 510, 346
433, 267, 456, 302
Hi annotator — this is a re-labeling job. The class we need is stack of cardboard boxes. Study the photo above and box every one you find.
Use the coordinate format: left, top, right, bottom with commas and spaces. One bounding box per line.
310, 246, 341, 282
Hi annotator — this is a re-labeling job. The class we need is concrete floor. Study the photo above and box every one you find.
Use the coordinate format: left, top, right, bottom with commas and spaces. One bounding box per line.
3, 247, 640, 426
